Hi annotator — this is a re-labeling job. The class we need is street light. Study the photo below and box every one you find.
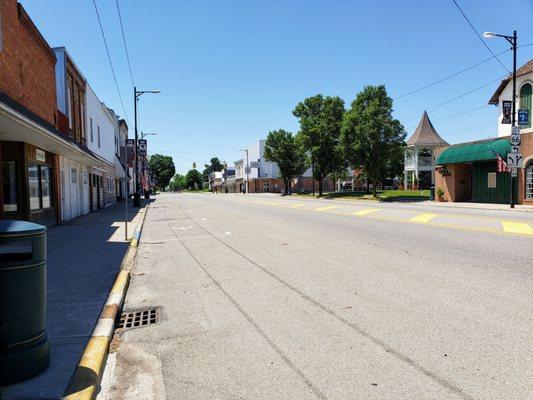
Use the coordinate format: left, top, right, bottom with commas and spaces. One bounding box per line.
238, 148, 249, 194
484, 30, 517, 208
133, 87, 160, 207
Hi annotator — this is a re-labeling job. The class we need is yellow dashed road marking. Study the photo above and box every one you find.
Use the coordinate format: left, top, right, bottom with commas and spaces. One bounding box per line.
316, 206, 338, 211
410, 213, 438, 223
353, 209, 380, 216
290, 204, 306, 208
501, 221, 533, 235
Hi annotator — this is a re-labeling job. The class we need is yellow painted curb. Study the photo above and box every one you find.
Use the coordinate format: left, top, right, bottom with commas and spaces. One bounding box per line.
63, 337, 109, 400
62, 203, 150, 400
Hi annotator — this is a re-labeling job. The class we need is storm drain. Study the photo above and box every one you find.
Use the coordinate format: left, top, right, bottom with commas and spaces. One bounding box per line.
118, 308, 159, 330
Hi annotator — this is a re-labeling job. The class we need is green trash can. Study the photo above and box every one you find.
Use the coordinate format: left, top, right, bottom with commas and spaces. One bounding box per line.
0, 220, 49, 385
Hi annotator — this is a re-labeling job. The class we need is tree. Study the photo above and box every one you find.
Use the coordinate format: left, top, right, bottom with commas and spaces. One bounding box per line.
264, 129, 307, 195
148, 154, 175, 190
293, 94, 345, 196
202, 157, 224, 183
340, 85, 406, 197
185, 169, 203, 190
168, 173, 186, 191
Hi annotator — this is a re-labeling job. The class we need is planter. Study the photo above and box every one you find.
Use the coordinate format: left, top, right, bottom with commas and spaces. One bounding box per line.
437, 196, 445, 202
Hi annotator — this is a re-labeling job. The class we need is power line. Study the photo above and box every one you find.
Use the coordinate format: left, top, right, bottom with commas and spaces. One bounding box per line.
91, 0, 130, 125
115, 0, 135, 86
450, 0, 510, 74
400, 75, 505, 123
404, 104, 491, 131
394, 49, 510, 100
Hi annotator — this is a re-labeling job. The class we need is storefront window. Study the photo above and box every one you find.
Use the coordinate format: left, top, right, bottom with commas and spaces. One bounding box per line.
2, 161, 18, 212
28, 164, 53, 210
41, 166, 52, 208
526, 161, 533, 200
28, 164, 40, 210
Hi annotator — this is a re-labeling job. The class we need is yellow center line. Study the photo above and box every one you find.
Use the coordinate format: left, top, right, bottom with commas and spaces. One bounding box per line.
353, 209, 380, 216
410, 213, 438, 223
315, 205, 338, 212
290, 204, 306, 208
501, 221, 533, 235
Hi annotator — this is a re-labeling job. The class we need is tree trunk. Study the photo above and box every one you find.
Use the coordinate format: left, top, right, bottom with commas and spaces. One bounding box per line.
366, 178, 370, 194
318, 176, 323, 196
284, 178, 289, 195
372, 179, 378, 197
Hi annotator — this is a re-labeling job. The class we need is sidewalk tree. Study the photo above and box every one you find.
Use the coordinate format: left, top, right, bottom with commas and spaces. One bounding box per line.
293, 94, 345, 196
202, 157, 223, 182
264, 129, 307, 195
185, 169, 203, 189
148, 154, 175, 190
340, 85, 406, 197
169, 173, 186, 191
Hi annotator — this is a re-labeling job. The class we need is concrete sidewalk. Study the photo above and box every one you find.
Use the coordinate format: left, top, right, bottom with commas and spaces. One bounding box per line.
0, 200, 147, 400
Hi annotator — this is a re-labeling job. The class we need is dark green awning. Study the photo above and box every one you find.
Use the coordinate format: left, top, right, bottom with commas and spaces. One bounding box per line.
436, 139, 511, 165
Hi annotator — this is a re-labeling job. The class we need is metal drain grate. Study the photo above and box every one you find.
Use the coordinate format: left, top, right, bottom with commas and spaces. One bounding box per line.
118, 308, 159, 330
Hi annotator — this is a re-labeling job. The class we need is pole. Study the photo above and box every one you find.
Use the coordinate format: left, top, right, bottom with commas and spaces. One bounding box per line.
133, 86, 141, 207
510, 30, 517, 209
245, 149, 249, 194
125, 177, 128, 240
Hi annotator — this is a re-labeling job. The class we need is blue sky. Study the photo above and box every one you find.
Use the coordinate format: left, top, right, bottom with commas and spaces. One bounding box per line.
22, 0, 533, 174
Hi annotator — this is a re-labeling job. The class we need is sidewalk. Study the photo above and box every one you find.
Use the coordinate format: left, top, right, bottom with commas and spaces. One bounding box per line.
0, 200, 147, 400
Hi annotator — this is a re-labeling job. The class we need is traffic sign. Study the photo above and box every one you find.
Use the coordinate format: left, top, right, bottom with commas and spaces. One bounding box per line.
511, 145, 520, 154
511, 125, 520, 134
510, 133, 521, 146
518, 109, 529, 125
245, 167, 251, 174
512, 167, 518, 177
507, 153, 523, 168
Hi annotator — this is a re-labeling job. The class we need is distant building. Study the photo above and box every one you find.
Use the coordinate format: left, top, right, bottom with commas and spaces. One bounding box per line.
404, 111, 449, 189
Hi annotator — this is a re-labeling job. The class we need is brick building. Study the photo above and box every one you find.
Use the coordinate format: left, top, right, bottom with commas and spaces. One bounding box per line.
0, 0, 102, 226
434, 59, 533, 205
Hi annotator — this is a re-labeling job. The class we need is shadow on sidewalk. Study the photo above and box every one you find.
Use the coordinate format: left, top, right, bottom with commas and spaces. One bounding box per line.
0, 199, 150, 400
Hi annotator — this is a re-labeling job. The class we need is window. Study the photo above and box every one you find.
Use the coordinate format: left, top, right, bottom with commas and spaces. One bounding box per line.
97, 125, 101, 147
28, 164, 53, 210
2, 161, 18, 212
90, 117, 93, 142
526, 160, 533, 200
67, 85, 73, 129
520, 83, 532, 129
71, 168, 78, 184
487, 172, 496, 188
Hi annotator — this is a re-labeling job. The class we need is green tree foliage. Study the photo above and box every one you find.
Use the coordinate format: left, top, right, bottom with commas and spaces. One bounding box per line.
168, 173, 187, 191
264, 129, 307, 195
185, 169, 203, 189
340, 85, 406, 197
202, 157, 224, 182
148, 154, 175, 190
293, 94, 345, 196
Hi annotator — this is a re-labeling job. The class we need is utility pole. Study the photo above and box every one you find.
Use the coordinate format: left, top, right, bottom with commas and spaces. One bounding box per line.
484, 30, 518, 208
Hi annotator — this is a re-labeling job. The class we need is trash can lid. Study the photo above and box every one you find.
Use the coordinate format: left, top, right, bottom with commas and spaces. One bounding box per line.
0, 220, 46, 237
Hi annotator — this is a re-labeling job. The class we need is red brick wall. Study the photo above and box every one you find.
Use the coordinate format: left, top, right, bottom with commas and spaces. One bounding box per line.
517, 131, 533, 205
0, 1, 57, 126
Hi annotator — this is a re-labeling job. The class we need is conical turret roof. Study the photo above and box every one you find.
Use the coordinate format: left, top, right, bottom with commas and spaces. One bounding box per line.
406, 111, 448, 146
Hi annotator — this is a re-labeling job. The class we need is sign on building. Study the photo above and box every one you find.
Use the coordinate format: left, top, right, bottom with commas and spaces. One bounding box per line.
126, 139, 135, 167
138, 139, 147, 157
501, 101, 512, 124
249, 161, 259, 168
518, 109, 529, 125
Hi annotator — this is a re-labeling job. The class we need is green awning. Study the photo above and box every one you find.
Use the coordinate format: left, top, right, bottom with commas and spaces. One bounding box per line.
436, 139, 511, 165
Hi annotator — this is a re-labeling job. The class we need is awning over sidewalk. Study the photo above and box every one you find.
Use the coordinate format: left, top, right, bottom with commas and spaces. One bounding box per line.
436, 139, 511, 165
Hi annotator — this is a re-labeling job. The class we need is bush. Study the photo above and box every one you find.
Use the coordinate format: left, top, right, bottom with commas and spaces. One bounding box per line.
436, 187, 444, 198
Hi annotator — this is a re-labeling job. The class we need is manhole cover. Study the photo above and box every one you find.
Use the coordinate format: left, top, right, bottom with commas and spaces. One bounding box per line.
118, 308, 159, 330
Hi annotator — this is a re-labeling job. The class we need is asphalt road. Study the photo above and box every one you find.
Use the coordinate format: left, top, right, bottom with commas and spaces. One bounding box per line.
99, 193, 532, 400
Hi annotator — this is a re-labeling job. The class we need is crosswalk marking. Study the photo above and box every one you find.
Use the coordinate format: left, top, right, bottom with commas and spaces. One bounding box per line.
290, 204, 306, 208
410, 213, 437, 223
501, 221, 533, 235
353, 209, 380, 216
315, 205, 337, 211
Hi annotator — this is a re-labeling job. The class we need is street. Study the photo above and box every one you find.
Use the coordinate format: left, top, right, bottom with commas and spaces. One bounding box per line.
100, 193, 532, 400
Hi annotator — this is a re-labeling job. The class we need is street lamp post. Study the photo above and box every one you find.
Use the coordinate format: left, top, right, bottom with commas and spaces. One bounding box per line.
133, 87, 160, 207
484, 30, 517, 208
239, 148, 249, 194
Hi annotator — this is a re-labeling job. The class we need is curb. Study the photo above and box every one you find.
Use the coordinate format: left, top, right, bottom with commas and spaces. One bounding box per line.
63, 204, 149, 400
